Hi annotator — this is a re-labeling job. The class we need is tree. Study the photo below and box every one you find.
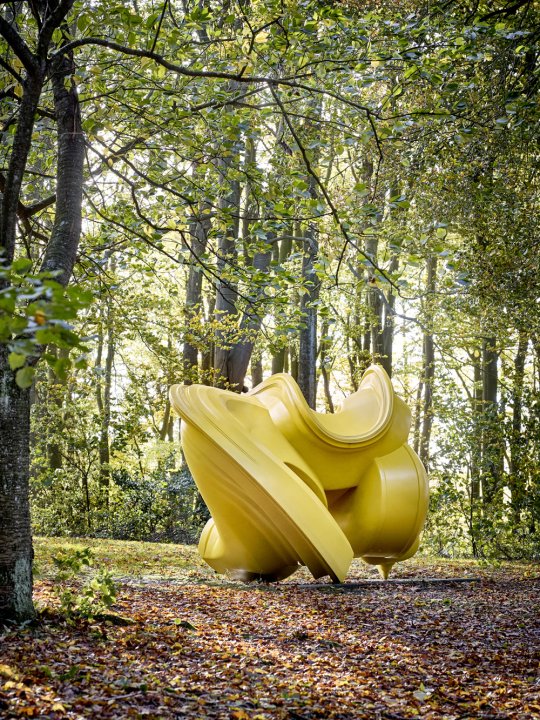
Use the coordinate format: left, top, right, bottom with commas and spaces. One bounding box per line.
1, 0, 84, 620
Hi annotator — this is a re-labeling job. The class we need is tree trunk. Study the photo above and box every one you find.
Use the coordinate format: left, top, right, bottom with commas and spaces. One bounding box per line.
320, 321, 334, 413
159, 398, 173, 441
250, 357, 263, 388
471, 349, 482, 503
212, 134, 276, 392
213, 89, 242, 387
290, 350, 299, 382
44, 347, 69, 471
509, 330, 528, 520
297, 222, 319, 408
271, 347, 286, 375
183, 200, 211, 384
201, 293, 215, 385
0, 349, 34, 620
412, 378, 424, 456
96, 298, 114, 495
482, 335, 501, 503
365, 235, 384, 366
0, 6, 84, 620
381, 254, 399, 378
419, 254, 437, 470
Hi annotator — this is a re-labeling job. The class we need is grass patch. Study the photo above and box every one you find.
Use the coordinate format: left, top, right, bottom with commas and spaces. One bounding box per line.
33, 536, 209, 582
33, 536, 539, 584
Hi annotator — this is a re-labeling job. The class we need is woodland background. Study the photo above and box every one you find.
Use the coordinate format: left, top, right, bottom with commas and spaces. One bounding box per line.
2, 0, 540, 562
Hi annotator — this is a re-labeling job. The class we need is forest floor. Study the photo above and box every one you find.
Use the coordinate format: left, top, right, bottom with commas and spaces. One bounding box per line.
1, 538, 539, 719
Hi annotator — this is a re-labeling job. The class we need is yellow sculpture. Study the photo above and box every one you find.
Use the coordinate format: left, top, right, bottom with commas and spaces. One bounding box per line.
170, 366, 428, 583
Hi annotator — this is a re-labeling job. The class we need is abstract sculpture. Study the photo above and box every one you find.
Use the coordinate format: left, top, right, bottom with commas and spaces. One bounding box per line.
170, 366, 428, 583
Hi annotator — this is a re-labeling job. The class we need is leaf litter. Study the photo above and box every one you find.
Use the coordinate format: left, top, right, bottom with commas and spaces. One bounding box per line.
1, 547, 539, 719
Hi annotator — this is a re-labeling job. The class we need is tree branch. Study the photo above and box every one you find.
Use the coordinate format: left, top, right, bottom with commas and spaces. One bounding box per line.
0, 56, 23, 82
0, 15, 36, 73
53, 36, 301, 85
480, 0, 531, 21
37, 0, 76, 56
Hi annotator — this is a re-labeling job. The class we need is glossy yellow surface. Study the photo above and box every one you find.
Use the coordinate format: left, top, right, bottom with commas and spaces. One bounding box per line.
170, 366, 428, 582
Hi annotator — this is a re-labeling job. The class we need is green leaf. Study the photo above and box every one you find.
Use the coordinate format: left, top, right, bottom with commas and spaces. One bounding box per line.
11, 257, 33, 273
8, 352, 26, 370
53, 357, 72, 382
15, 366, 35, 389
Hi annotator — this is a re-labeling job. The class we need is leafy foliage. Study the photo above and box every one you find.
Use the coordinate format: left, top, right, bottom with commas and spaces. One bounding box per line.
50, 547, 117, 619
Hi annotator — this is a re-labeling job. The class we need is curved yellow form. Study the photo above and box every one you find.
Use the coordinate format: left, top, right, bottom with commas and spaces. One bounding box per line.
170, 365, 428, 583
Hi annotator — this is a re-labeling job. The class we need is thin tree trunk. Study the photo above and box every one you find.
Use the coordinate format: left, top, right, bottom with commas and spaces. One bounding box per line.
419, 255, 437, 469
320, 321, 334, 413
509, 330, 528, 520
45, 347, 69, 470
482, 335, 500, 504
365, 235, 384, 365
96, 298, 114, 495
471, 350, 482, 503
272, 348, 286, 375
297, 222, 319, 408
271, 226, 294, 375
183, 200, 211, 384
159, 398, 173, 441
224, 241, 273, 390
213, 134, 274, 391
290, 349, 298, 382
412, 379, 424, 455
213, 89, 242, 387
381, 254, 399, 378
201, 293, 215, 385
250, 357, 263, 387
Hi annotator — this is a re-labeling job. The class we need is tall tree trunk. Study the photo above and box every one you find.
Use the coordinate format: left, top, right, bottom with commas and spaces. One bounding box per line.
509, 330, 528, 520
226, 243, 273, 390
319, 320, 334, 413
297, 221, 319, 408
250, 357, 263, 387
419, 254, 437, 470
272, 348, 286, 375
482, 335, 501, 504
412, 378, 424, 455
96, 299, 114, 495
0, 349, 34, 620
159, 398, 173, 441
271, 227, 294, 375
46, 347, 70, 471
290, 350, 299, 382
201, 293, 215, 385
471, 349, 482, 503
381, 254, 399, 378
365, 235, 384, 365
213, 135, 275, 391
213, 89, 242, 387
0, 9, 84, 620
183, 200, 211, 384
